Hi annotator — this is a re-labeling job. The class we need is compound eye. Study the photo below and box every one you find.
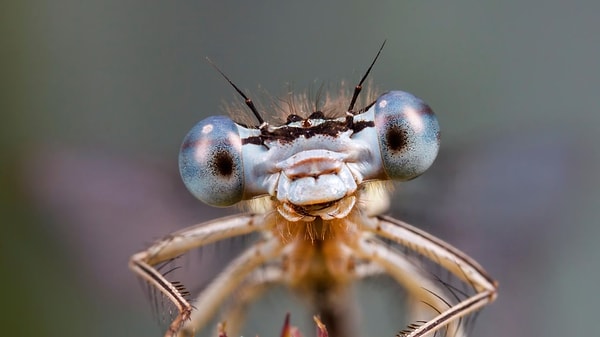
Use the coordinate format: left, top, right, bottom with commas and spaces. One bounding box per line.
374, 91, 440, 181
179, 116, 244, 206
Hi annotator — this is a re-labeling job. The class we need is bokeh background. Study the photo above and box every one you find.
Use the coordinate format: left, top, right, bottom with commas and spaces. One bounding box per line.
2, 1, 599, 336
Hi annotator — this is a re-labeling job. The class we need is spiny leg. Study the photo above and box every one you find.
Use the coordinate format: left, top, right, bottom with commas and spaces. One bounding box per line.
178, 237, 285, 337
363, 216, 498, 337
370, 216, 497, 295
129, 214, 268, 337
355, 237, 468, 337
350, 259, 463, 336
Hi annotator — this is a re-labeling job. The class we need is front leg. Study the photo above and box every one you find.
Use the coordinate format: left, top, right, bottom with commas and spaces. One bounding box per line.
363, 215, 498, 337
129, 214, 267, 337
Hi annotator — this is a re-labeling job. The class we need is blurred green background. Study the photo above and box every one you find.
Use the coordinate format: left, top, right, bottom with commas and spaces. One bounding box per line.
2, 1, 599, 336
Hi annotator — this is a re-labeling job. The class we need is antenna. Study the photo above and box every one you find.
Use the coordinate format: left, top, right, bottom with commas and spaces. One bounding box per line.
206, 57, 265, 126
347, 40, 386, 113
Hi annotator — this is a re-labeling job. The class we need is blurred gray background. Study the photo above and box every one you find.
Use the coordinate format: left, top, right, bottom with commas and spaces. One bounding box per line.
2, 1, 598, 336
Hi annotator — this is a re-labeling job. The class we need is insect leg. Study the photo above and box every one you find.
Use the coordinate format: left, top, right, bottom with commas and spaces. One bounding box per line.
363, 216, 498, 337
129, 214, 268, 337
355, 236, 467, 337
178, 237, 285, 337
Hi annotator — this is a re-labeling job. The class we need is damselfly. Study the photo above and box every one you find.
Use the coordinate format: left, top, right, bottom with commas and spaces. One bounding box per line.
130, 42, 497, 337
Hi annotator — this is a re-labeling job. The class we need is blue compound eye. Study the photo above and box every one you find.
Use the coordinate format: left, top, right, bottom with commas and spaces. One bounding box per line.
374, 91, 440, 181
179, 115, 244, 206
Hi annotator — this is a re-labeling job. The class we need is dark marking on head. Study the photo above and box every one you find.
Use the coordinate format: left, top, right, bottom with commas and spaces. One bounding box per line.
308, 111, 325, 120
386, 126, 408, 152
211, 151, 234, 177
352, 120, 374, 134
243, 136, 264, 146
286, 114, 303, 124
241, 117, 375, 145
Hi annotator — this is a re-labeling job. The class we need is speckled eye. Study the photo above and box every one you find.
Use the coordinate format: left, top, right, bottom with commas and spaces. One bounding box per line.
179, 115, 244, 206
374, 91, 440, 181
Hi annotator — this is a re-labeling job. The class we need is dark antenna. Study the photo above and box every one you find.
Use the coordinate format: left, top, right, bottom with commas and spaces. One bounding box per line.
347, 40, 386, 113
206, 57, 265, 126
